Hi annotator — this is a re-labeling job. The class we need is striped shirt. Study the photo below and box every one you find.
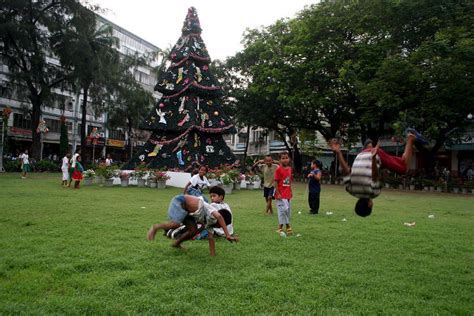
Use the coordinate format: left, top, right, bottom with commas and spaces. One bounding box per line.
343, 150, 382, 199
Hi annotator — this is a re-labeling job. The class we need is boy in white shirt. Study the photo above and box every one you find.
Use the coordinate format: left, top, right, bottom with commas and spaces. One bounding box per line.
209, 186, 234, 237
19, 150, 30, 179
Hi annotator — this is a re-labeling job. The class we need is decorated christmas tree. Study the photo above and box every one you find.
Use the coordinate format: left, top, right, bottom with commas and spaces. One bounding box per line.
126, 7, 236, 170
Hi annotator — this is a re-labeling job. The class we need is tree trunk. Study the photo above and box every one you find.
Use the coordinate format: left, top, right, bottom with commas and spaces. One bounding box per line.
242, 124, 251, 171
30, 94, 42, 161
80, 85, 89, 162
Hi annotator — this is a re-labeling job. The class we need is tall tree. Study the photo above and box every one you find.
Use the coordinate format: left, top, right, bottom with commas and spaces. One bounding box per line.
0, 0, 80, 159
54, 5, 119, 161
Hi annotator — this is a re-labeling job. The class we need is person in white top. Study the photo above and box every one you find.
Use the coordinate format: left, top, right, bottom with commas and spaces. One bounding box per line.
19, 150, 31, 179
183, 166, 210, 197
209, 186, 234, 237
61, 153, 71, 187
105, 154, 113, 166
68, 150, 80, 187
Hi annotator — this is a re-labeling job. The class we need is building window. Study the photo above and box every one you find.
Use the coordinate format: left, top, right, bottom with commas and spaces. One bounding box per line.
13, 113, 32, 129
44, 118, 61, 133
109, 129, 125, 140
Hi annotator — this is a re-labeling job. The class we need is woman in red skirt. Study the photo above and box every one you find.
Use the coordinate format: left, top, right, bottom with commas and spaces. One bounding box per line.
72, 155, 84, 189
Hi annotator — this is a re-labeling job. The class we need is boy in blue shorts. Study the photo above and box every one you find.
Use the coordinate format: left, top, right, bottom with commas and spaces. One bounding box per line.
147, 194, 238, 256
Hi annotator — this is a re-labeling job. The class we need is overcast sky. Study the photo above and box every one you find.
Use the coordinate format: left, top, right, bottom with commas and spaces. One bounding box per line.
91, 0, 317, 60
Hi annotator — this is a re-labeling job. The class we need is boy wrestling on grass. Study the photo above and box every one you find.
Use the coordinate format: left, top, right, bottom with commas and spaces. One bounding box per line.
329, 128, 428, 217
147, 193, 238, 256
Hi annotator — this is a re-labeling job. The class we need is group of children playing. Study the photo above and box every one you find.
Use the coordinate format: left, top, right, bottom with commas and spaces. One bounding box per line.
147, 128, 430, 254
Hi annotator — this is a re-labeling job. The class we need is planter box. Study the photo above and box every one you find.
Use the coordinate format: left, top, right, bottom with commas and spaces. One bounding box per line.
233, 182, 241, 190
157, 180, 166, 189
452, 188, 459, 193
120, 179, 129, 187
96, 176, 104, 184
137, 179, 146, 187
398, 184, 404, 190
83, 178, 93, 186
246, 183, 256, 190
384, 183, 390, 189
149, 182, 157, 188
222, 184, 233, 194
409, 185, 415, 190
436, 187, 442, 192
429, 186, 435, 192
104, 178, 114, 187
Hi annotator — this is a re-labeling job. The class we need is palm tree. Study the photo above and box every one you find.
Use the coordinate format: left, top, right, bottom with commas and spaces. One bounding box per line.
55, 7, 119, 161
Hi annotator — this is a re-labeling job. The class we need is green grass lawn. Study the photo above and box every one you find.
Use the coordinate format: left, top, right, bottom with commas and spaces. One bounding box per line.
0, 173, 473, 314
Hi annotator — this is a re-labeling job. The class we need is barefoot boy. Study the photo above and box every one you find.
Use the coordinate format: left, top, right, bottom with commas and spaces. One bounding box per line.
329, 128, 428, 217
209, 186, 234, 237
252, 155, 279, 215
147, 194, 238, 256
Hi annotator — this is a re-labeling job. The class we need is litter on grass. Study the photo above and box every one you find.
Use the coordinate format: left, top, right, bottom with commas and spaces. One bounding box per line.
341, 218, 347, 222
428, 214, 435, 219
403, 222, 416, 227
326, 211, 333, 215
298, 211, 302, 214
141, 207, 146, 209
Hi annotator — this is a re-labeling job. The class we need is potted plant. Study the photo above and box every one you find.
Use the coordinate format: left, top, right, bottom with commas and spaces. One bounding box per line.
154, 170, 170, 189
465, 181, 474, 194
422, 179, 434, 192
246, 173, 259, 189
119, 171, 130, 187
220, 173, 233, 194
104, 167, 118, 187
131, 165, 148, 187
147, 170, 157, 188
95, 163, 107, 184
83, 169, 95, 186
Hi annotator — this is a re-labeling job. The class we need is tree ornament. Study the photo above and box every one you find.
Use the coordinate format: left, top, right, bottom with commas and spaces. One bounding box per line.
148, 144, 162, 157
213, 111, 219, 116
176, 67, 184, 84
179, 97, 185, 113
36, 119, 49, 134
139, 154, 145, 161
178, 113, 190, 126
159, 103, 165, 108
156, 109, 167, 124
177, 150, 185, 165
195, 67, 202, 82
206, 145, 214, 153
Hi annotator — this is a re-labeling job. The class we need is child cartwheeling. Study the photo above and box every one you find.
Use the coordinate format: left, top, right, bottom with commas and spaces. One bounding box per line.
307, 160, 322, 215
147, 194, 238, 256
273, 152, 294, 235
329, 128, 428, 216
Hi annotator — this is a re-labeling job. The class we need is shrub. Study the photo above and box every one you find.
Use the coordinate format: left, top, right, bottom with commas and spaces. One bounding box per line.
34, 160, 59, 172
4, 160, 20, 172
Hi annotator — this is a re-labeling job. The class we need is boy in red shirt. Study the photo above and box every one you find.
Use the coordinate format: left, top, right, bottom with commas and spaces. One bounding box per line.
273, 152, 293, 235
